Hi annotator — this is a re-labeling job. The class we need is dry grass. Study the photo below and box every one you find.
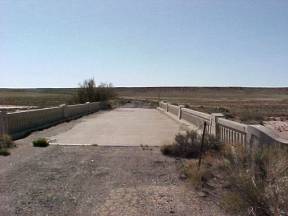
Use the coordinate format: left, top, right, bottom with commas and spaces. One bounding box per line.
177, 140, 288, 215
0, 134, 14, 149
0, 134, 15, 156
221, 192, 248, 213
239, 110, 264, 124
116, 87, 288, 122
181, 160, 208, 189
1, 87, 288, 120
0, 89, 74, 107
221, 145, 288, 216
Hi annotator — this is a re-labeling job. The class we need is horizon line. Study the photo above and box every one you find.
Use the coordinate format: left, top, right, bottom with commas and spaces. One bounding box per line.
0, 85, 288, 89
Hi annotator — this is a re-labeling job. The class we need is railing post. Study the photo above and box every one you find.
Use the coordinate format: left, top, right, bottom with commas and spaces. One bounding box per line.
166, 103, 168, 112
0, 111, 8, 137
210, 113, 224, 137
178, 105, 184, 120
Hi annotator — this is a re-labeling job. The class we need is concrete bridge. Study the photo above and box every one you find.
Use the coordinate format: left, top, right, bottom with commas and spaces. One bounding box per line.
0, 105, 228, 216
49, 108, 185, 146
1, 102, 285, 215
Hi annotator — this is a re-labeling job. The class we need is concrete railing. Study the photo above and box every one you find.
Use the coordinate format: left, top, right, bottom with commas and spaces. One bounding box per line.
181, 107, 212, 134
217, 118, 247, 146
158, 101, 288, 147
0, 102, 105, 139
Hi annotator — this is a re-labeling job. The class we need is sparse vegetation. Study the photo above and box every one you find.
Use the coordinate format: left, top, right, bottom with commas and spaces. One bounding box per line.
181, 160, 210, 189
0, 134, 14, 148
74, 78, 116, 104
0, 134, 14, 156
161, 130, 222, 158
221, 145, 288, 216
140, 144, 153, 151
170, 130, 288, 215
0, 148, 10, 156
239, 110, 264, 124
116, 87, 288, 122
0, 88, 74, 107
1, 87, 288, 120
33, 138, 49, 147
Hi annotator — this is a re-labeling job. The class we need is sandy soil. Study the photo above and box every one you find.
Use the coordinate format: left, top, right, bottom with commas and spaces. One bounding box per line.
264, 120, 288, 140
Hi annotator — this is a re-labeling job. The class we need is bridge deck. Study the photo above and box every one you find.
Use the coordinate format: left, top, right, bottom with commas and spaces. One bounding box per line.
49, 108, 184, 146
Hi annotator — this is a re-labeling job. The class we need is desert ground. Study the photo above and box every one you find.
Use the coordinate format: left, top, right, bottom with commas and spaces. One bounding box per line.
1, 87, 288, 120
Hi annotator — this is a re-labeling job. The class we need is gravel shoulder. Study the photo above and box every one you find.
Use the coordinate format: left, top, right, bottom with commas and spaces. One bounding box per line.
0, 145, 228, 216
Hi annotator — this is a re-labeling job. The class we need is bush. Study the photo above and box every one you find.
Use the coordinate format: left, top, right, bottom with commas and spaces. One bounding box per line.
99, 101, 112, 110
33, 138, 49, 147
0, 134, 14, 149
221, 192, 248, 213
161, 130, 222, 158
222, 145, 288, 216
74, 78, 116, 103
0, 148, 10, 156
181, 160, 211, 189
0, 134, 14, 156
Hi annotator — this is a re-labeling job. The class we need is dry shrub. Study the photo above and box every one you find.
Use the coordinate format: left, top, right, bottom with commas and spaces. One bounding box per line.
0, 134, 14, 156
204, 151, 226, 169
33, 138, 49, 147
221, 191, 248, 213
0, 134, 14, 149
260, 149, 288, 215
222, 145, 288, 216
181, 160, 210, 189
0, 148, 10, 156
161, 130, 222, 159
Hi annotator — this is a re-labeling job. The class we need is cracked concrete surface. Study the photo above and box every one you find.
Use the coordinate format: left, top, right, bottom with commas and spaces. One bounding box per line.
49, 108, 185, 146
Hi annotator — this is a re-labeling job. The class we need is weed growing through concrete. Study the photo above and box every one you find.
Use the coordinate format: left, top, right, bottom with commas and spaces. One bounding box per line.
0, 148, 10, 156
33, 138, 49, 147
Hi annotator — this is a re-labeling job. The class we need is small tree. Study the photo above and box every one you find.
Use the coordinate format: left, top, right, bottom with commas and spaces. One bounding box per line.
76, 78, 97, 103
95, 82, 116, 101
75, 79, 116, 103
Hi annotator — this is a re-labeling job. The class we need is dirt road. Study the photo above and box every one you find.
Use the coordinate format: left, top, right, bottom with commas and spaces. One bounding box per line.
0, 145, 226, 216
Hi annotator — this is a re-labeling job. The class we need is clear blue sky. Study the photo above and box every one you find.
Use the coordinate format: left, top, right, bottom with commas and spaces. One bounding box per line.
1, 0, 288, 88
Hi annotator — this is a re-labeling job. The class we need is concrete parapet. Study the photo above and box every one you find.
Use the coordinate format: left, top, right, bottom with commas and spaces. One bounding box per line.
60, 104, 68, 119
1, 102, 107, 140
178, 105, 184, 120
0, 111, 8, 136
159, 101, 288, 149
210, 113, 225, 136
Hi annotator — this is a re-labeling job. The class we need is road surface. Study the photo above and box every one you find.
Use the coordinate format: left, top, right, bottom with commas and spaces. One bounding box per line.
50, 108, 185, 146
0, 108, 228, 216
